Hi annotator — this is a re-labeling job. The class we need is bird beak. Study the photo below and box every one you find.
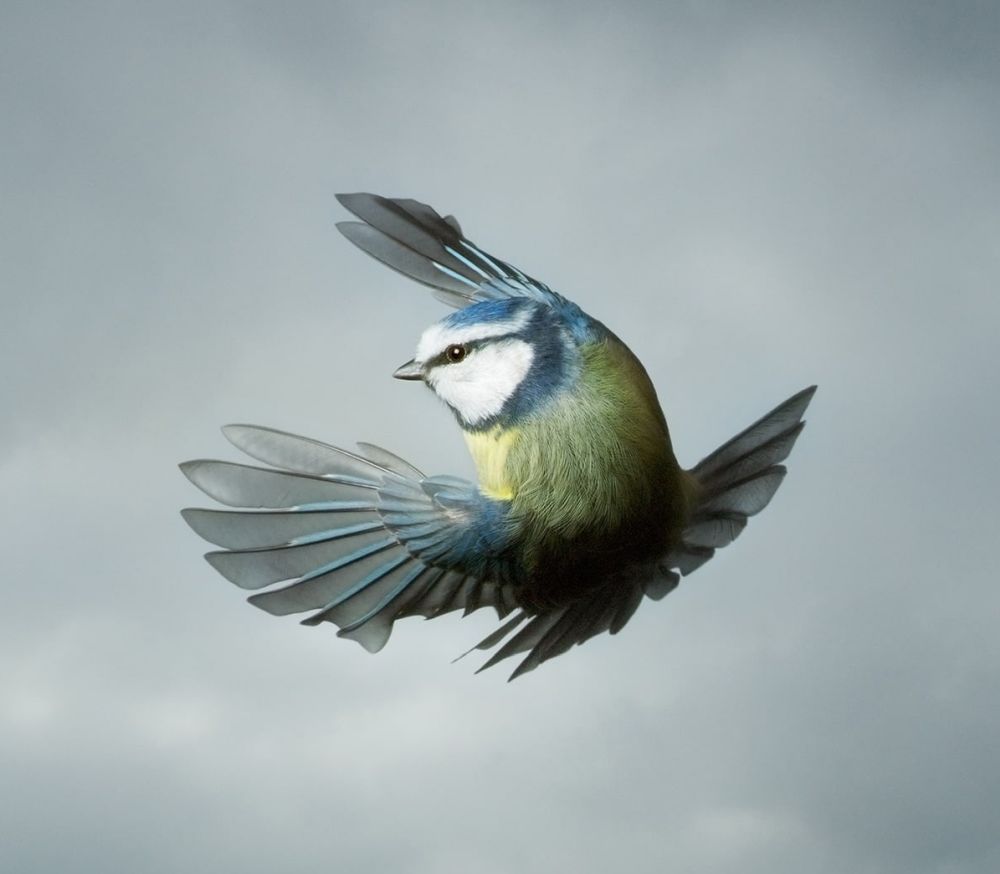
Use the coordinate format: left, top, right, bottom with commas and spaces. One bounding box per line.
393, 359, 424, 381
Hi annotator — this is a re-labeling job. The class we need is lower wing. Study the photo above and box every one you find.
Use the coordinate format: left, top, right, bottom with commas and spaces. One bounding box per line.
181, 425, 517, 655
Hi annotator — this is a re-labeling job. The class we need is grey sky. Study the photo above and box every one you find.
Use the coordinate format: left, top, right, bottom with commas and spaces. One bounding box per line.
2, 2, 998, 872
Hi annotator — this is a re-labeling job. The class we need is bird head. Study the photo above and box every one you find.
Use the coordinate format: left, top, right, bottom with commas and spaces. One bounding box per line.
394, 298, 578, 431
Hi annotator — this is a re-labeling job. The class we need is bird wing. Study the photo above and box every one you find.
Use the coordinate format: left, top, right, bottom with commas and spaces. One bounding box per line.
181, 425, 519, 654
464, 566, 679, 681
336, 192, 566, 309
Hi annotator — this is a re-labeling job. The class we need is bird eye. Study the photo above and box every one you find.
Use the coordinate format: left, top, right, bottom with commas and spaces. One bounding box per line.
445, 344, 467, 363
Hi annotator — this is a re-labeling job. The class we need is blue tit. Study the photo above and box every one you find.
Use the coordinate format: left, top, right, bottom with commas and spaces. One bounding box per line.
181, 193, 816, 680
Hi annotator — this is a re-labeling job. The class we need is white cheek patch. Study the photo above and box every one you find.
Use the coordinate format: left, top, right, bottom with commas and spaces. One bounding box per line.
427, 339, 535, 426
414, 310, 532, 365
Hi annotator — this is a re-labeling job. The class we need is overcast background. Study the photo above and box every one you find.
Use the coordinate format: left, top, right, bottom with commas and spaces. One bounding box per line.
2, 2, 998, 872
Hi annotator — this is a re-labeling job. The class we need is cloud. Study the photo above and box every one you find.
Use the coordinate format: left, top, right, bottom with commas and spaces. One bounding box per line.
1, 2, 998, 872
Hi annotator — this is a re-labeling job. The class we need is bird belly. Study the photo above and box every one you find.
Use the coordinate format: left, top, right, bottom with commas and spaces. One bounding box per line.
463, 426, 520, 501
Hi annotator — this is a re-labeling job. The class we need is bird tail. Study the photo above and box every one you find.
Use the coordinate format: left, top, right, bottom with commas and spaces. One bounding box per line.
665, 385, 817, 575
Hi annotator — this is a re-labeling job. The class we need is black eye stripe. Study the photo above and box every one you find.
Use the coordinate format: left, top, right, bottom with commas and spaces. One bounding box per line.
429, 333, 519, 367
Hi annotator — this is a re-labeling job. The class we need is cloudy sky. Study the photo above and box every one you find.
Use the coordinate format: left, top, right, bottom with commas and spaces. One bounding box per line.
2, 2, 998, 872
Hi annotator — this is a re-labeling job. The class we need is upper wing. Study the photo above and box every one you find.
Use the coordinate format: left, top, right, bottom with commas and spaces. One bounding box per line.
181, 425, 518, 654
336, 192, 566, 309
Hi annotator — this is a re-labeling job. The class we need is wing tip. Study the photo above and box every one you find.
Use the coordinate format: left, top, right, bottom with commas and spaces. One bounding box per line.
335, 192, 375, 211
220, 424, 249, 447
335, 219, 363, 235
179, 459, 212, 486
789, 384, 818, 418
203, 550, 258, 589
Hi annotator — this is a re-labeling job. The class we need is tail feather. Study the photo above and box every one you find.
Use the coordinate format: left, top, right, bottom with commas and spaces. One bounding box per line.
692, 386, 816, 482
682, 512, 746, 549
699, 466, 787, 516
668, 385, 816, 576
668, 543, 715, 575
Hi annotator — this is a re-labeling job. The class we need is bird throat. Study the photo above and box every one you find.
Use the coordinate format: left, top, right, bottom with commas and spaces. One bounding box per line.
463, 425, 520, 501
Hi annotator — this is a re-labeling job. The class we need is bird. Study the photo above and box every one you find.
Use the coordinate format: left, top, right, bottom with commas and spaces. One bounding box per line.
181, 193, 816, 680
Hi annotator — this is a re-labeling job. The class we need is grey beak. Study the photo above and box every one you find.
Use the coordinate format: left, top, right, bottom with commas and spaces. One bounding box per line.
393, 359, 424, 381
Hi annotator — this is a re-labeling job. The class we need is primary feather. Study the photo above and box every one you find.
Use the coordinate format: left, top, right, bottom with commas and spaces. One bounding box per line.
181, 193, 816, 679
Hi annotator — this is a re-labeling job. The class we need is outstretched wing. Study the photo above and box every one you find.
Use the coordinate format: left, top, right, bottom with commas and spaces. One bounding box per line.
336, 192, 566, 309
181, 425, 518, 654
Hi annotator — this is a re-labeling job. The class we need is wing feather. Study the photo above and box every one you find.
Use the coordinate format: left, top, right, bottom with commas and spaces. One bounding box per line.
337, 192, 562, 308
181, 427, 516, 651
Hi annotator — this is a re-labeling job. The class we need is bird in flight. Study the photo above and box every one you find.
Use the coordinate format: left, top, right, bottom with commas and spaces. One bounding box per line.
181, 193, 816, 680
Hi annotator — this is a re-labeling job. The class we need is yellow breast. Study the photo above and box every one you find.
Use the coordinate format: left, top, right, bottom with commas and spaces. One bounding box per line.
463, 426, 520, 501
